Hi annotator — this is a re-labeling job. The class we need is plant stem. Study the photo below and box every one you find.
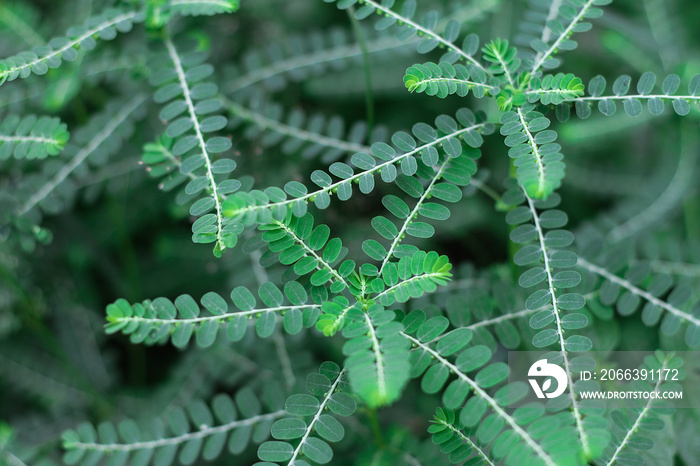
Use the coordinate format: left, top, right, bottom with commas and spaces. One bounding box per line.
348, 7, 374, 141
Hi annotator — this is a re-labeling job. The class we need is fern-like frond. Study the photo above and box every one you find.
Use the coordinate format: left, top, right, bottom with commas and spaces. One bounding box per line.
577, 257, 700, 347
368, 156, 470, 271
167, 0, 240, 16
506, 184, 602, 458
404, 61, 497, 98
0, 8, 143, 86
324, 0, 489, 74
155, 37, 237, 257
571, 72, 700, 117
62, 390, 285, 465
258, 362, 354, 464
260, 212, 353, 294
222, 112, 493, 230
530, 0, 610, 74
501, 104, 563, 198
361, 112, 484, 272
482, 38, 520, 85
15, 96, 145, 219
226, 98, 371, 162
429, 408, 495, 465
401, 326, 574, 466
105, 281, 319, 348
343, 303, 410, 407
0, 115, 69, 159
525, 72, 585, 105
372, 250, 453, 306
515, 0, 563, 64
602, 353, 681, 466
228, 31, 405, 93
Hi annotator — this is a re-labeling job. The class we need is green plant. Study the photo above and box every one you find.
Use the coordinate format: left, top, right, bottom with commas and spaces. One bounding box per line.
1, 0, 700, 465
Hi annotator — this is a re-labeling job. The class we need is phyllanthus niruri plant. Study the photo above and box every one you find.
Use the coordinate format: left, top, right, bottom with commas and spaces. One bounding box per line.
1, 0, 700, 465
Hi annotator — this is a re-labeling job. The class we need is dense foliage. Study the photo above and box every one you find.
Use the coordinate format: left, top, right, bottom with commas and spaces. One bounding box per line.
1, 0, 699, 465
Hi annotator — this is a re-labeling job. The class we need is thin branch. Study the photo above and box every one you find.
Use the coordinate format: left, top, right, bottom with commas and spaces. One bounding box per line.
373, 272, 447, 301
229, 123, 488, 218
436, 419, 495, 466
112, 304, 320, 326
517, 108, 546, 195
69, 410, 286, 452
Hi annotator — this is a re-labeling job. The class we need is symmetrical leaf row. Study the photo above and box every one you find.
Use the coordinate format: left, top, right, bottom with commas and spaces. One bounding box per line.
404, 61, 497, 99
4, 97, 145, 243
340, 304, 410, 408
221, 110, 493, 229
569, 73, 700, 118
259, 212, 353, 296
324, 0, 490, 74
0, 114, 69, 159
363, 148, 479, 272
62, 389, 285, 466
151, 38, 238, 257
577, 256, 700, 347
258, 362, 355, 465
506, 186, 589, 349
525, 73, 585, 105
401, 319, 581, 466
0, 8, 143, 85
429, 408, 495, 465
226, 98, 372, 163
482, 38, 521, 85
514, 0, 565, 64
371, 250, 454, 306
505, 183, 607, 457
600, 352, 681, 466
104, 281, 321, 348
500, 104, 563, 199
314, 250, 453, 337
165, 0, 240, 17
427, 280, 539, 351
528, 0, 612, 74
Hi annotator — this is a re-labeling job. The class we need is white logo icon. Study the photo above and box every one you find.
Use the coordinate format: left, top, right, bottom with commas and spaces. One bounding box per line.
528, 359, 568, 398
